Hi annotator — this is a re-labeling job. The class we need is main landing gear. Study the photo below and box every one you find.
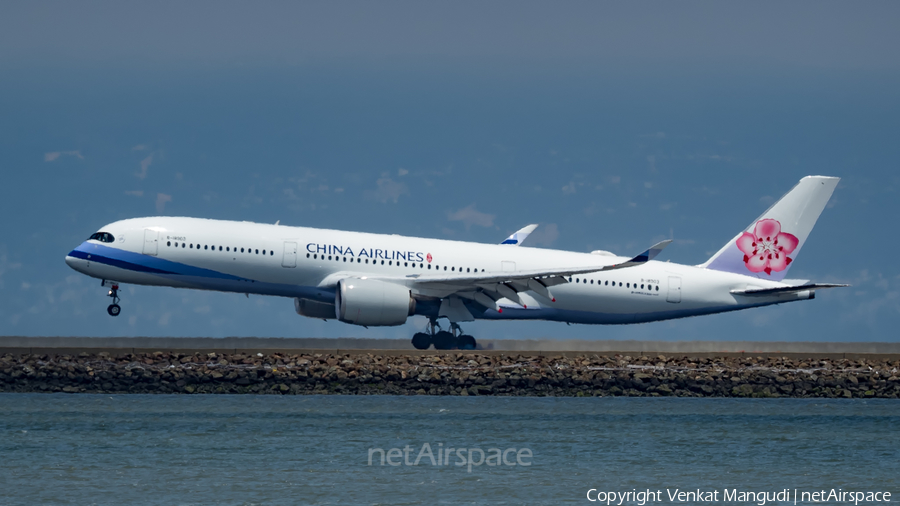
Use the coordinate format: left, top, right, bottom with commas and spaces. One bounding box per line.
106, 282, 121, 317
411, 320, 477, 351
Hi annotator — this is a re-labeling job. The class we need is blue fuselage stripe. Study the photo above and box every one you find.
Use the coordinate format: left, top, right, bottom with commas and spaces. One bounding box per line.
68, 249, 176, 275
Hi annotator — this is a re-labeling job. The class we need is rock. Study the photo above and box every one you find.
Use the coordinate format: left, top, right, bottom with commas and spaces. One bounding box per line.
0, 350, 894, 399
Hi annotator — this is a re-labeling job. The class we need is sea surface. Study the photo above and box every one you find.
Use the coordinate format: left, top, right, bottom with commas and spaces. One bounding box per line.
0, 395, 897, 505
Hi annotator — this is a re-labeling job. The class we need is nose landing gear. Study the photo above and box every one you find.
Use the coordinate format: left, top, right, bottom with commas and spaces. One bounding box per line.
410, 319, 477, 350
106, 283, 121, 317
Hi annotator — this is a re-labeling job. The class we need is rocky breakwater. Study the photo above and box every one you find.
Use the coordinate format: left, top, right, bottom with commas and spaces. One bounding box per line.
0, 352, 898, 397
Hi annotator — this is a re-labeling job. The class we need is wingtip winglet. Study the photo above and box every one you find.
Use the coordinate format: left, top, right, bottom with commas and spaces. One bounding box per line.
638, 239, 673, 262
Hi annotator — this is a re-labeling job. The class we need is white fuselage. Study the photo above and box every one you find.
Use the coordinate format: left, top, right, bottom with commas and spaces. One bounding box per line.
65, 217, 812, 325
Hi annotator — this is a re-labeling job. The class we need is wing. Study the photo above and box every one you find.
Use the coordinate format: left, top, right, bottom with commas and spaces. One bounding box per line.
500, 224, 538, 245
371, 240, 672, 313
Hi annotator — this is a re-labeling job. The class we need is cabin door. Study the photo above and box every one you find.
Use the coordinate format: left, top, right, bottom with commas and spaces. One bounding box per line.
142, 229, 158, 256
666, 276, 682, 303
282, 242, 297, 268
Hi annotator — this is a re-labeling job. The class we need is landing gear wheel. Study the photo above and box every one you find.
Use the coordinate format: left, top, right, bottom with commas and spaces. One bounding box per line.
105, 282, 121, 317
432, 330, 457, 350
411, 332, 432, 350
458, 334, 476, 350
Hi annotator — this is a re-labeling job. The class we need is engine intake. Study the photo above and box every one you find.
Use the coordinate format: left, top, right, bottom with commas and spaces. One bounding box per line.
335, 278, 415, 326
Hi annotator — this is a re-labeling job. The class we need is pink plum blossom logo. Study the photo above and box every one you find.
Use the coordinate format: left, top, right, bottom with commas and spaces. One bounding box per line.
736, 219, 799, 275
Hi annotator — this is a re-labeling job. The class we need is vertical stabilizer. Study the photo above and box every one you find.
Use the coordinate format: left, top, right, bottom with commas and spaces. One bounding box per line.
701, 176, 839, 281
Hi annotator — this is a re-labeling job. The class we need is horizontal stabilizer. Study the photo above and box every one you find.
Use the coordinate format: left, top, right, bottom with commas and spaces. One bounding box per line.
730, 283, 849, 296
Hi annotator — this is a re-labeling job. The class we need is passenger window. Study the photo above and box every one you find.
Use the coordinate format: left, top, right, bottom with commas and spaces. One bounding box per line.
466, 268, 470, 273
404, 262, 408, 267
451, 267, 455, 271
182, 243, 186, 248
167, 241, 171, 247
307, 253, 310, 258
590, 279, 594, 284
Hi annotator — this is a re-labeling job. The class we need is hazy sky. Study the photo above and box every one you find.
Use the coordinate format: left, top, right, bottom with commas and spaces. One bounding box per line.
1, 2, 898, 341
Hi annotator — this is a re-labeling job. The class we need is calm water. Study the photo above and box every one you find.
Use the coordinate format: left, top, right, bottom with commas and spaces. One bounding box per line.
0, 395, 897, 505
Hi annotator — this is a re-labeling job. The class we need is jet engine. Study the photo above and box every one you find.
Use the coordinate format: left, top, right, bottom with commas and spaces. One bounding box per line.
335, 278, 416, 326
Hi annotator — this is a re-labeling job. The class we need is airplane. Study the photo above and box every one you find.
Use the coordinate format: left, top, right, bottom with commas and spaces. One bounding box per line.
65, 176, 846, 350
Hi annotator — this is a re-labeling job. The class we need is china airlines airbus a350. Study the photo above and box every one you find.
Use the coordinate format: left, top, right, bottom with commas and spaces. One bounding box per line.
66, 176, 846, 350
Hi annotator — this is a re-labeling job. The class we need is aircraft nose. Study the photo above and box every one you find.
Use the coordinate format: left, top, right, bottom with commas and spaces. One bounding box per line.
65, 247, 88, 273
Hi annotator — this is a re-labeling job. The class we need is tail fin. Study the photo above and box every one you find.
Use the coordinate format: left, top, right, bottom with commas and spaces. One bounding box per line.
701, 176, 839, 281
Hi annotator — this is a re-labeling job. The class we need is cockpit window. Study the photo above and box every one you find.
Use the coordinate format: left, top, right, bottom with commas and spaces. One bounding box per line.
89, 232, 115, 243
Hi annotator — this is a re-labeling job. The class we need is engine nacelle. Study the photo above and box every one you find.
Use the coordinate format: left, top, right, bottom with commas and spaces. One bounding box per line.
294, 298, 336, 320
335, 278, 416, 326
